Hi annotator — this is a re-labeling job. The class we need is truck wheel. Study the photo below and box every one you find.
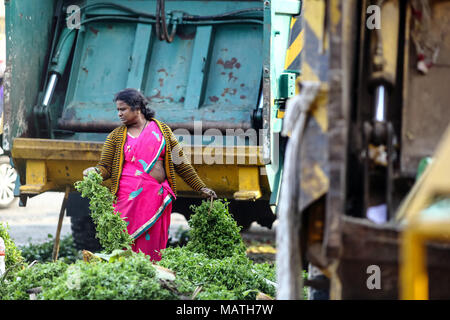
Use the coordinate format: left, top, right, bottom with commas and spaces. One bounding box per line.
0, 160, 17, 208
229, 200, 276, 232
66, 192, 102, 252
70, 216, 102, 252
230, 203, 253, 231
172, 198, 275, 231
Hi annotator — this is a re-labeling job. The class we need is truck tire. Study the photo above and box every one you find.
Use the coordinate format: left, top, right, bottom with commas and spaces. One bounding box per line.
230, 201, 254, 231
172, 198, 276, 232
70, 216, 102, 252
66, 192, 102, 252
229, 200, 276, 231
0, 157, 17, 209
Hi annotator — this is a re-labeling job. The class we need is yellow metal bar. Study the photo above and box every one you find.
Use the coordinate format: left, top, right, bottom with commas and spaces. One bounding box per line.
12, 138, 269, 199
371, 0, 400, 85
181, 145, 265, 166
401, 229, 428, 300
400, 216, 450, 300
396, 125, 450, 221
21, 160, 56, 194
396, 125, 450, 299
12, 138, 103, 161
233, 166, 262, 201
13, 138, 102, 194
25, 160, 47, 185
303, 0, 327, 53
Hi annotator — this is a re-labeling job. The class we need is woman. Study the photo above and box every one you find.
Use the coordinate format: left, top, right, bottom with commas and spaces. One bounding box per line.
83, 88, 216, 260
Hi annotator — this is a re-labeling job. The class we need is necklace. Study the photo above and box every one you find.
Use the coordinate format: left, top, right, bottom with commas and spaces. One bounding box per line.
139, 120, 148, 136
126, 120, 148, 153
129, 120, 148, 138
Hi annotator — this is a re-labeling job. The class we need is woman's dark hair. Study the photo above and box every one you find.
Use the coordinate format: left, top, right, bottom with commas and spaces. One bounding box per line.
113, 88, 155, 120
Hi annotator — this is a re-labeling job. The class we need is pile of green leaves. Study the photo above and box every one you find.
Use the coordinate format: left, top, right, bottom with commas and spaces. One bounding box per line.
0, 198, 276, 301
41, 252, 175, 300
0, 252, 177, 300
156, 199, 276, 300
158, 247, 276, 300
185, 199, 246, 259
19, 234, 81, 264
0, 261, 68, 300
74, 171, 133, 253
0, 222, 25, 280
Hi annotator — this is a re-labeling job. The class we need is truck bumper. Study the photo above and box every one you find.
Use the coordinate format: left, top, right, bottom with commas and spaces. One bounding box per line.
11, 138, 271, 201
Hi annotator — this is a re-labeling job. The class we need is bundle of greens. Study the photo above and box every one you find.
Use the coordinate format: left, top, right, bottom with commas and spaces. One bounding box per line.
185, 199, 246, 259
157, 199, 276, 300
74, 171, 133, 253
158, 246, 276, 300
42, 252, 175, 300
0, 260, 68, 300
0, 197, 276, 301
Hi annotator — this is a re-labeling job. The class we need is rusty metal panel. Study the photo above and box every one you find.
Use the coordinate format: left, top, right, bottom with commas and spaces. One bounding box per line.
3, 0, 57, 151
61, 0, 264, 131
401, 0, 450, 176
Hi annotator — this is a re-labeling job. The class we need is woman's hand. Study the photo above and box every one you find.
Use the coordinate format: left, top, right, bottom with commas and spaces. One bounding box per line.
200, 187, 217, 199
83, 167, 99, 177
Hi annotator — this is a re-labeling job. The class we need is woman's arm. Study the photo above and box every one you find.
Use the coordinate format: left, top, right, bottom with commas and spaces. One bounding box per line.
167, 128, 215, 197
169, 133, 205, 190
84, 131, 115, 179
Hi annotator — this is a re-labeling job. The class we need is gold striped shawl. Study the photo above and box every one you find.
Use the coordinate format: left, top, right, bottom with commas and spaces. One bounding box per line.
96, 118, 206, 196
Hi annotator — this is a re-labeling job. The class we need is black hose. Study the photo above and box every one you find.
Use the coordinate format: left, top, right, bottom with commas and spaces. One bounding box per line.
182, 8, 263, 21
80, 2, 156, 19
155, 0, 163, 40
160, 0, 169, 41
73, 2, 263, 44
80, 2, 262, 23
156, 0, 176, 43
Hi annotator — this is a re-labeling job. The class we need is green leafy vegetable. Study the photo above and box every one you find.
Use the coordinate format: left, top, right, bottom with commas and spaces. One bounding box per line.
186, 199, 246, 259
42, 252, 175, 300
0, 197, 276, 301
156, 199, 276, 300
74, 171, 133, 253
0, 261, 68, 300
158, 246, 276, 300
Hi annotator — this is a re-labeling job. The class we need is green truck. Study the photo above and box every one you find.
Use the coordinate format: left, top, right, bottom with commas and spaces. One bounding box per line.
3, 0, 301, 250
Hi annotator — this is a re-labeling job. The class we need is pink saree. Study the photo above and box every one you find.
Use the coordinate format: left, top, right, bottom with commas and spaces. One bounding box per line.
114, 120, 175, 261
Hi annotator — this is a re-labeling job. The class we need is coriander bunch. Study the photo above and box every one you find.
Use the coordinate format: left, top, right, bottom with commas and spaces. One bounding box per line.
74, 171, 133, 253
186, 199, 247, 259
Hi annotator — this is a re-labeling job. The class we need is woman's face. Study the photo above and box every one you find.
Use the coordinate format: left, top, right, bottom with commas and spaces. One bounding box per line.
116, 100, 139, 125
